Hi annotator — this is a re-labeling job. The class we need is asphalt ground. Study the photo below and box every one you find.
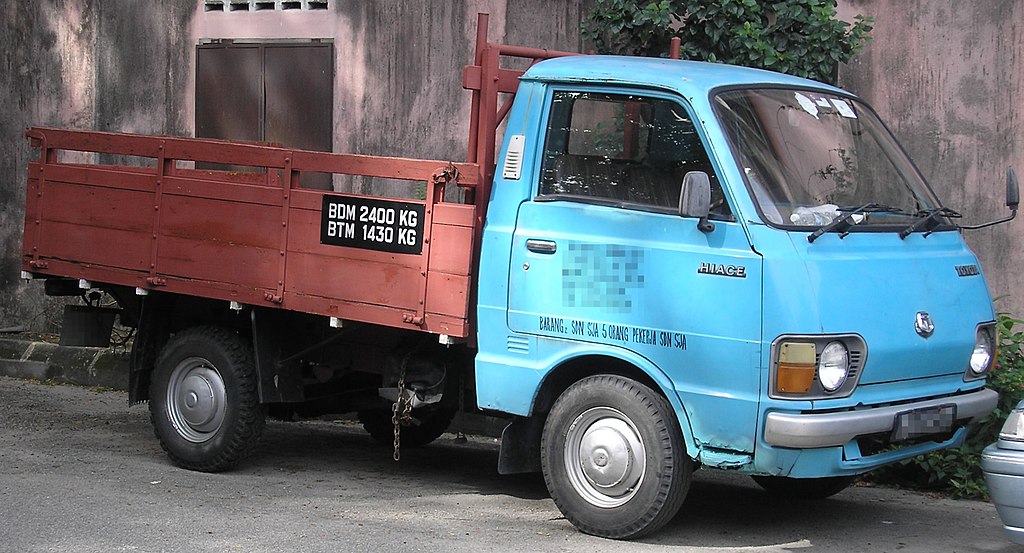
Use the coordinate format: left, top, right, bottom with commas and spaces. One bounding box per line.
1, 377, 1021, 553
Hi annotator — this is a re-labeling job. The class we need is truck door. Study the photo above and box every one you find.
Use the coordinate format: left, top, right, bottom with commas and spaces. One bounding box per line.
507, 89, 764, 456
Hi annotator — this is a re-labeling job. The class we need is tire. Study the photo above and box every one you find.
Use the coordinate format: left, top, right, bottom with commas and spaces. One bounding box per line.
541, 375, 692, 539
149, 326, 265, 472
358, 407, 456, 448
751, 475, 856, 500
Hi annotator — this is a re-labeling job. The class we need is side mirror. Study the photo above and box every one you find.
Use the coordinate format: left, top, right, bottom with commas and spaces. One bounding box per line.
679, 171, 715, 233
1007, 166, 1019, 210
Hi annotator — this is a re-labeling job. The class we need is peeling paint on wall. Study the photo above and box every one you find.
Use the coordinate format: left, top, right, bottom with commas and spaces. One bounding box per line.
0, 0, 195, 329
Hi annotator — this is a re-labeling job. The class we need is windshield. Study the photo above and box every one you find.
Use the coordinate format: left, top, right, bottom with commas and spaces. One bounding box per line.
714, 88, 941, 228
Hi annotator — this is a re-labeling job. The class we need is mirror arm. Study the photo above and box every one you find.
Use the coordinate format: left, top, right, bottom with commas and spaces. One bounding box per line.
697, 216, 715, 233
959, 209, 1017, 231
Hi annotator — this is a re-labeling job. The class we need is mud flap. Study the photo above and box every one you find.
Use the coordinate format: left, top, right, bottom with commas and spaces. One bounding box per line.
250, 307, 306, 403
128, 293, 175, 405
498, 416, 544, 475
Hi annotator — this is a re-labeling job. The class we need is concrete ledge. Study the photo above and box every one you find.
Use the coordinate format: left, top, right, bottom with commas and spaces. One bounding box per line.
0, 337, 129, 390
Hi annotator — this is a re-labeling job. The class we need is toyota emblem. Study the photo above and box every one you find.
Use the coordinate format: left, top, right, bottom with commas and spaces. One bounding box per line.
915, 311, 935, 338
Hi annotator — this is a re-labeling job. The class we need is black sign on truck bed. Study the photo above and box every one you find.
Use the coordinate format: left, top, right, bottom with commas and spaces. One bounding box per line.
320, 195, 425, 255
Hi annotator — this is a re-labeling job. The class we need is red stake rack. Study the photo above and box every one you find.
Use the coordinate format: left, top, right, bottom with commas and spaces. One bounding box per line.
22, 127, 480, 337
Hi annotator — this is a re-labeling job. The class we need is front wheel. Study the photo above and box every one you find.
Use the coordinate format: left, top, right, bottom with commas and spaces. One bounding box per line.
149, 326, 265, 472
541, 375, 692, 539
751, 475, 856, 500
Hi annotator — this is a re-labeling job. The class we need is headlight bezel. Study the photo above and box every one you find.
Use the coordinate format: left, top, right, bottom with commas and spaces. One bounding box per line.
964, 323, 997, 381
769, 334, 867, 400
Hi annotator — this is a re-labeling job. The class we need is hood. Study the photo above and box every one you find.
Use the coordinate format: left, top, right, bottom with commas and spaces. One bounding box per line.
756, 227, 994, 385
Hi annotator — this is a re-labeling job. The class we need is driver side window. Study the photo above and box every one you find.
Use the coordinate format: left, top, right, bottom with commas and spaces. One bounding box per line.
538, 91, 729, 217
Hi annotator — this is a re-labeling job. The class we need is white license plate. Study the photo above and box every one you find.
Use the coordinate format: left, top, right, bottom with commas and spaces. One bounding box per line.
891, 404, 957, 442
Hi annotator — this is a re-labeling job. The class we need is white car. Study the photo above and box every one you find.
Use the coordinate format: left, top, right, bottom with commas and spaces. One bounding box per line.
982, 400, 1024, 545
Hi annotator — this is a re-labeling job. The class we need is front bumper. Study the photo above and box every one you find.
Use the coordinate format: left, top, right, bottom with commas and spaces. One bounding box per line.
982, 441, 1024, 545
764, 388, 998, 448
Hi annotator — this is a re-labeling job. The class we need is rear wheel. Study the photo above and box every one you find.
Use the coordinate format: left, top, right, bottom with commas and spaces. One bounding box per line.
751, 475, 856, 499
149, 326, 265, 472
541, 375, 691, 539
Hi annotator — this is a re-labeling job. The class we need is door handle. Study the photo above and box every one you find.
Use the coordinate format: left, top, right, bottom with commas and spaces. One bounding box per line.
526, 239, 557, 254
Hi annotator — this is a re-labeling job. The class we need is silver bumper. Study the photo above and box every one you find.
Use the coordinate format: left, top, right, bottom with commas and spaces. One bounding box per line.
764, 388, 998, 449
982, 442, 1024, 545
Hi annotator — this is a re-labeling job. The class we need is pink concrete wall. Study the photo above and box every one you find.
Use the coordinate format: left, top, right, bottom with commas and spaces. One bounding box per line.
0, 1, 195, 330
838, 0, 1024, 317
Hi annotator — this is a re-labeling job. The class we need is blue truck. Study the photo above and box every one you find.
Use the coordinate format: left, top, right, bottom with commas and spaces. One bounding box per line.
21, 16, 1017, 539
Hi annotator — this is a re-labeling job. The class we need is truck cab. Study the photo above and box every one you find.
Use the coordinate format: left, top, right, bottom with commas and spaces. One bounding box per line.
475, 55, 1000, 536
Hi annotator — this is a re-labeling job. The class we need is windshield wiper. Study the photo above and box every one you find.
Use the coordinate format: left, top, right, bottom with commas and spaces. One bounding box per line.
898, 207, 962, 239
807, 203, 905, 243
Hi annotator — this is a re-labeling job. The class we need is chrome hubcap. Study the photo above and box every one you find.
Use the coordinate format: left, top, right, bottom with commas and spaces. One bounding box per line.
564, 407, 646, 508
166, 357, 226, 443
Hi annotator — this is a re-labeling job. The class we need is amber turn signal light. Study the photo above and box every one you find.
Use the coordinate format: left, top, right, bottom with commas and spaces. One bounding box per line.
777, 342, 816, 394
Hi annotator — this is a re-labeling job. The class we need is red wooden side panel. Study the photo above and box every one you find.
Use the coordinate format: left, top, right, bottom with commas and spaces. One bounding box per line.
425, 203, 476, 323
283, 252, 424, 309
158, 194, 280, 289
32, 175, 153, 272
281, 194, 476, 335
425, 273, 471, 317
22, 128, 480, 338
22, 175, 37, 261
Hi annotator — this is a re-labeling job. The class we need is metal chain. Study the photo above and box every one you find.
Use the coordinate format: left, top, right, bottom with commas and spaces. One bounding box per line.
391, 358, 413, 461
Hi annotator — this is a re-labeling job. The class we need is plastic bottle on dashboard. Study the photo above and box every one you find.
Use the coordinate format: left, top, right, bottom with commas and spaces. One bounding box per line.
790, 206, 826, 225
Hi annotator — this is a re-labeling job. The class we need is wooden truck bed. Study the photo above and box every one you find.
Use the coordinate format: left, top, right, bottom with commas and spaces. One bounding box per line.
22, 127, 480, 337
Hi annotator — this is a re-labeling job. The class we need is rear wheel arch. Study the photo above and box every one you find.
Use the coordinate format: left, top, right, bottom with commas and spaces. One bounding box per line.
130, 293, 251, 403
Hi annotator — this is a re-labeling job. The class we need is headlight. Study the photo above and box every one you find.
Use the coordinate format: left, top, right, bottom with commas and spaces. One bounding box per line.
817, 341, 850, 392
771, 334, 865, 400
968, 327, 995, 376
1000, 403, 1024, 442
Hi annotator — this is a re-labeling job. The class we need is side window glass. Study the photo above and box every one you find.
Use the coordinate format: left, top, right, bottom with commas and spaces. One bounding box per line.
539, 91, 730, 217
